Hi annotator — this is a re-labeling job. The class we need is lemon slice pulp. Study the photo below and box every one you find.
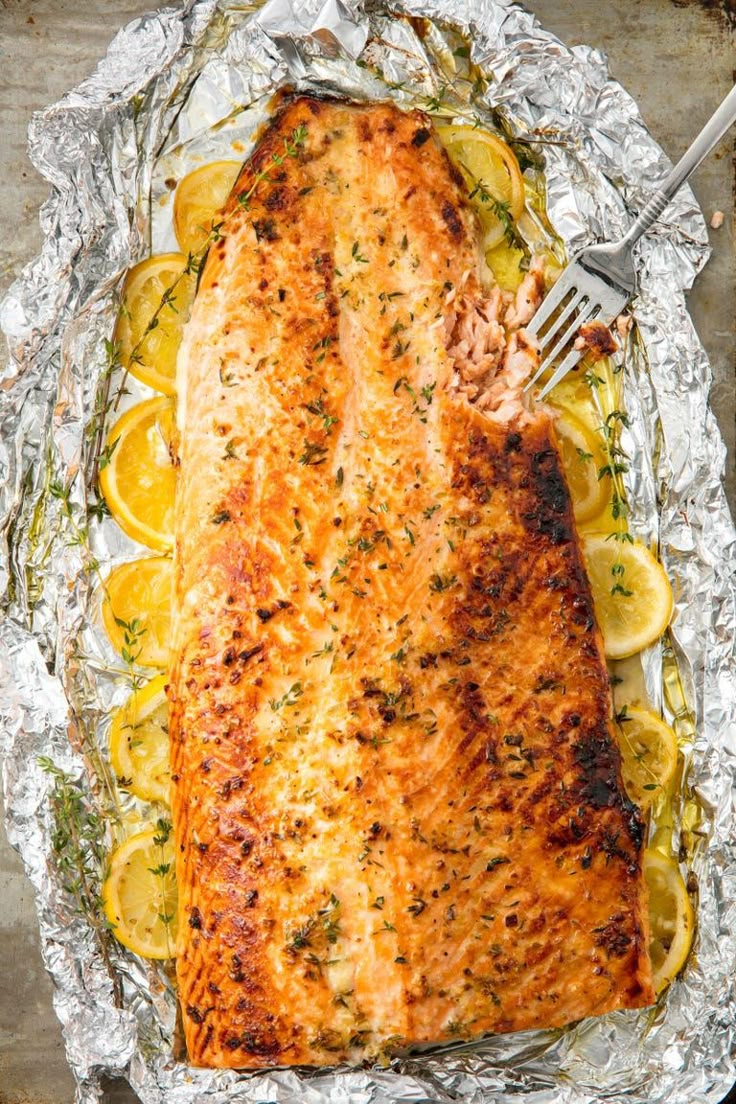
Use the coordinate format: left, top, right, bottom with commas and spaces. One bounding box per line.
99, 397, 177, 552
553, 409, 609, 525
436, 125, 525, 250
615, 706, 678, 812
102, 556, 173, 669
582, 535, 673, 659
643, 848, 694, 993
173, 160, 242, 255
115, 253, 195, 396
103, 825, 178, 959
546, 380, 601, 438
110, 674, 171, 804
485, 242, 527, 292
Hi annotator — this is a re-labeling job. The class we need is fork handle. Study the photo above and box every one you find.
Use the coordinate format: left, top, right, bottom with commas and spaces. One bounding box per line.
621, 81, 736, 247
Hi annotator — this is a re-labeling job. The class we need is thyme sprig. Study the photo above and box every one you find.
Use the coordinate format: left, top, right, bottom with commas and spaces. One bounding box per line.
150, 816, 176, 954
113, 614, 148, 670
37, 469, 137, 824
466, 174, 526, 253
49, 471, 150, 692
87, 338, 123, 490
37, 756, 121, 1002
48, 478, 103, 580
584, 347, 636, 593
88, 124, 309, 483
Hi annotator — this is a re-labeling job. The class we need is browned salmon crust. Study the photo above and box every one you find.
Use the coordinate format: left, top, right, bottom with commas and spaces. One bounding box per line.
169, 95, 654, 1070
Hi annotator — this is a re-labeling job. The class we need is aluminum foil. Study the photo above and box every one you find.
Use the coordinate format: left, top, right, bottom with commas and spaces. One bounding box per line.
1, 1, 735, 1102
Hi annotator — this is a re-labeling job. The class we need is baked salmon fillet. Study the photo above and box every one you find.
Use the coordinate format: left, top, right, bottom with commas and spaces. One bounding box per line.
169, 95, 654, 1069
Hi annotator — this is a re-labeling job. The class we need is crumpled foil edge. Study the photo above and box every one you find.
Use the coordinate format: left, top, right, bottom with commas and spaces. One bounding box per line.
1, 1, 735, 1102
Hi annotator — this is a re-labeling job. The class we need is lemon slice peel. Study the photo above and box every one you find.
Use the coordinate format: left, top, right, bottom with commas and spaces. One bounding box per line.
643, 847, 694, 994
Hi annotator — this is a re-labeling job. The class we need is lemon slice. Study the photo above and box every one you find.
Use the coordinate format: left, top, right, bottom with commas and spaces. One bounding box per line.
554, 410, 609, 525
110, 674, 170, 804
115, 253, 196, 396
485, 243, 526, 292
615, 706, 678, 812
173, 160, 241, 255
99, 397, 177, 551
437, 125, 525, 249
103, 824, 178, 959
547, 382, 601, 439
643, 848, 694, 993
582, 535, 673, 659
102, 557, 173, 669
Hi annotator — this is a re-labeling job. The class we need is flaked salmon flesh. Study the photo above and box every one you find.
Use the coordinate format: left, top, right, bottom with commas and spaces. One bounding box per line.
169, 95, 654, 1069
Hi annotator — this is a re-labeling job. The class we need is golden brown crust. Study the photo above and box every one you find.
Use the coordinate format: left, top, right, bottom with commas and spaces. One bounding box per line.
169, 95, 653, 1069
576, 319, 618, 360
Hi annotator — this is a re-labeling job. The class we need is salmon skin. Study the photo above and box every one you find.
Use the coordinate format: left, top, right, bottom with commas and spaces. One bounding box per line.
169, 94, 654, 1069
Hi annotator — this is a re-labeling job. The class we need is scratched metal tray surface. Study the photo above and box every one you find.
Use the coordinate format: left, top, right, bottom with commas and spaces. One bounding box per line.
0, 1, 735, 1103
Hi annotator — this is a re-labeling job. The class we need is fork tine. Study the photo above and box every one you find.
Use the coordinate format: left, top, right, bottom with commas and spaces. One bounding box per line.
523, 343, 561, 393
536, 345, 585, 400
523, 351, 556, 394
536, 290, 588, 355
536, 300, 598, 377
523, 299, 595, 393
524, 274, 579, 337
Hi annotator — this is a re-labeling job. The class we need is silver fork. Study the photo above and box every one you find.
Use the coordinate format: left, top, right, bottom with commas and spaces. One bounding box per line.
525, 82, 736, 400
